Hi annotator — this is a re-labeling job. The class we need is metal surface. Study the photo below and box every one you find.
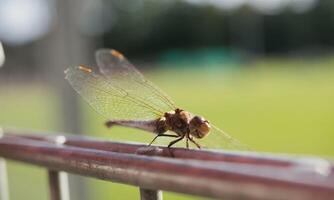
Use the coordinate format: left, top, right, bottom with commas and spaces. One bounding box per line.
0, 158, 9, 200
48, 170, 70, 200
139, 188, 163, 200
0, 133, 334, 200
49, 171, 61, 200
15, 133, 319, 167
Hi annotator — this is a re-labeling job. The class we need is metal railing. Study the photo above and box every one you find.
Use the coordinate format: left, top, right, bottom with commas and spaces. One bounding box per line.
0, 130, 333, 200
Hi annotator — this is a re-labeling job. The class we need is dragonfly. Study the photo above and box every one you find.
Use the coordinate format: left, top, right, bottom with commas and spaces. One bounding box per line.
65, 49, 247, 150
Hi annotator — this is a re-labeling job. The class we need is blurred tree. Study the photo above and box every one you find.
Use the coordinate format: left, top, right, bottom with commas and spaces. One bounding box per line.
1, 0, 334, 75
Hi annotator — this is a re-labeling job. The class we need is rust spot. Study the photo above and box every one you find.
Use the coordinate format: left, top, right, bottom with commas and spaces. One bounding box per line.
111, 49, 124, 60
78, 65, 93, 73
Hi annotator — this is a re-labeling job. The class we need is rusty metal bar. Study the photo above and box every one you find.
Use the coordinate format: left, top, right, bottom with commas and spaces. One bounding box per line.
15, 133, 334, 174
48, 170, 61, 200
0, 158, 9, 200
0, 134, 334, 200
14, 133, 298, 167
139, 188, 162, 200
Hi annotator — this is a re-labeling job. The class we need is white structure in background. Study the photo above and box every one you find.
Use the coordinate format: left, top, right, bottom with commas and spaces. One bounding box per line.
0, 0, 54, 45
184, 0, 318, 14
0, 128, 9, 200
0, 42, 4, 67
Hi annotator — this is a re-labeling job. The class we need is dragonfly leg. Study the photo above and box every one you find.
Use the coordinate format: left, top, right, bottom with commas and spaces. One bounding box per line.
167, 135, 185, 148
188, 136, 201, 149
186, 137, 189, 149
148, 133, 179, 146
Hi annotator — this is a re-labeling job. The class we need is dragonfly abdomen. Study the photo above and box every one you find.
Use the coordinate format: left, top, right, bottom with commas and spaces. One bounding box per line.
105, 119, 162, 134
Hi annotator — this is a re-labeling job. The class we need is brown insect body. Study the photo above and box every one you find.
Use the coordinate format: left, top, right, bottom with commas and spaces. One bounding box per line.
105, 108, 211, 148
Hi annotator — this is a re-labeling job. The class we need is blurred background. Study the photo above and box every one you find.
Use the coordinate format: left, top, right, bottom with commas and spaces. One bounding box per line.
0, 0, 334, 199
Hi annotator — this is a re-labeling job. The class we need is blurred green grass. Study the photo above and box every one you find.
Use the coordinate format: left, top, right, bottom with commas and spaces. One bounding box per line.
1, 58, 334, 200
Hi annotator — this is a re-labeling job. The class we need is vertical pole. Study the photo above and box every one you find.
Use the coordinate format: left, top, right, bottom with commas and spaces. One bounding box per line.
0, 158, 9, 200
58, 171, 70, 200
48, 171, 61, 200
139, 188, 163, 200
48, 171, 70, 200
35, 0, 99, 199
0, 41, 5, 67
0, 128, 9, 200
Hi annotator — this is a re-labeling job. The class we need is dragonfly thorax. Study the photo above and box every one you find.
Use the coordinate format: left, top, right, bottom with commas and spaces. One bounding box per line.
162, 108, 211, 139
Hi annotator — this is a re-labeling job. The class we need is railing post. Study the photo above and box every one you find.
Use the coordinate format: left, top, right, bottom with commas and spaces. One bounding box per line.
0, 158, 9, 200
48, 171, 70, 200
48, 171, 61, 200
139, 188, 163, 200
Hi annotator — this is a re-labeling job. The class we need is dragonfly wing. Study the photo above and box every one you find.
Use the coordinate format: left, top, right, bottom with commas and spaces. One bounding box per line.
95, 49, 176, 114
65, 66, 164, 120
198, 124, 250, 150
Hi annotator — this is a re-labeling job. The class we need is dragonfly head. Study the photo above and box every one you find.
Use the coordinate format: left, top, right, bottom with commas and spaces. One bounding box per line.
189, 116, 211, 139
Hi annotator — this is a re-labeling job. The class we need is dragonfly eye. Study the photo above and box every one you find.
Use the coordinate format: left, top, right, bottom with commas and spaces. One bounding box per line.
189, 116, 211, 139
198, 122, 211, 136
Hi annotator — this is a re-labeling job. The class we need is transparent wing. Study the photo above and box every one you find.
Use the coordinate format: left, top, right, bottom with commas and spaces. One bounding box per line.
95, 49, 176, 114
197, 124, 250, 150
65, 65, 167, 120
